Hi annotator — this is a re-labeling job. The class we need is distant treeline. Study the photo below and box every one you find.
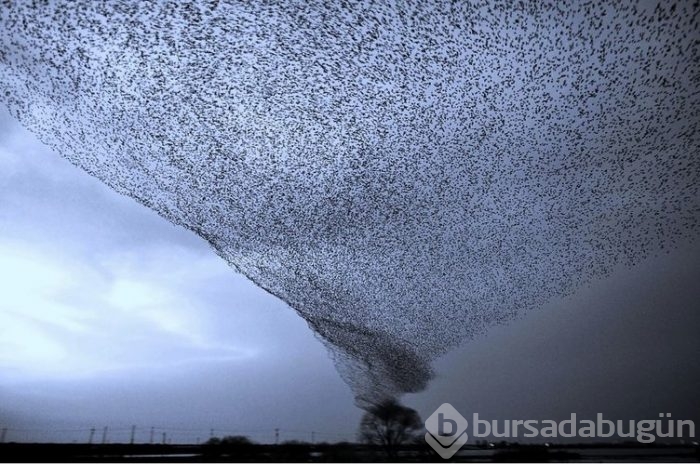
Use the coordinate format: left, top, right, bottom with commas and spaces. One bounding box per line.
1, 441, 699, 463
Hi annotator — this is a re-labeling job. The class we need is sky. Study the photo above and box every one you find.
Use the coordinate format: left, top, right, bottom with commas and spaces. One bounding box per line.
0, 107, 360, 444
1, 105, 699, 444
3, 0, 699, 411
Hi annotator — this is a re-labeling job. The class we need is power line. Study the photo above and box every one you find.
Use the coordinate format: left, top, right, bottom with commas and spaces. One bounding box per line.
0, 425, 357, 444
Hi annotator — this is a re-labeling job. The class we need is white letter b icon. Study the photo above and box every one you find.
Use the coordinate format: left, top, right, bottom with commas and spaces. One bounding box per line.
425, 403, 469, 459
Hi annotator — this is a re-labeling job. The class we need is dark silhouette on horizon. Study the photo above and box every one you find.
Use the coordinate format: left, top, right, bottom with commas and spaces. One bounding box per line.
358, 399, 423, 460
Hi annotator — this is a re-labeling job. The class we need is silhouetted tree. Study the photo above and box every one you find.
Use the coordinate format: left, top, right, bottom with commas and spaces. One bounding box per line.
203, 435, 254, 459
205, 435, 254, 446
358, 398, 422, 460
220, 435, 253, 446
280, 439, 308, 445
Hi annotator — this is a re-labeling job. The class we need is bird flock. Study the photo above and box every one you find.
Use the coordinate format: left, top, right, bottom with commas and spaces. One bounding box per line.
1, 1, 698, 406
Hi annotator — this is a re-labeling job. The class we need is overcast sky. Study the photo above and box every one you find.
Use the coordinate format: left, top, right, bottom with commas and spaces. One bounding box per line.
1, 106, 698, 444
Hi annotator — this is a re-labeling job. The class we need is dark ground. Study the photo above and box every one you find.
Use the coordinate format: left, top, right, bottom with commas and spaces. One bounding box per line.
1, 442, 699, 462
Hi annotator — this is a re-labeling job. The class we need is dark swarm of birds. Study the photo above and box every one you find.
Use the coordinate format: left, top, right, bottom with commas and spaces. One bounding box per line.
1, 0, 698, 407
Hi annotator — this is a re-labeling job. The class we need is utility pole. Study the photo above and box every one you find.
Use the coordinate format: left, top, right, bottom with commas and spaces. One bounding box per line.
130, 425, 136, 445
1, 428, 7, 443
150, 427, 154, 444
210, 428, 214, 440
102, 426, 108, 444
88, 428, 95, 444
274, 428, 279, 445
311, 431, 315, 444
162, 432, 166, 445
